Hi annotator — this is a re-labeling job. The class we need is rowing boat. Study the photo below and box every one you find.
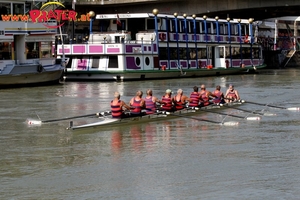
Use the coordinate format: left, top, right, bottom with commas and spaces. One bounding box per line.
67, 102, 245, 130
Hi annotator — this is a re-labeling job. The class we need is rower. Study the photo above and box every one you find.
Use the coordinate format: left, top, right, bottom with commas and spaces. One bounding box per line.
111, 92, 131, 118
129, 90, 146, 116
225, 84, 240, 102
189, 86, 201, 107
145, 89, 163, 114
212, 85, 225, 104
161, 89, 174, 111
172, 89, 190, 110
199, 84, 216, 107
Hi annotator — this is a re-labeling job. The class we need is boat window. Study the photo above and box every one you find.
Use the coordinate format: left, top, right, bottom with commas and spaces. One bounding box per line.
108, 56, 118, 68
0, 3, 11, 18
0, 42, 12, 60
219, 23, 225, 35
231, 47, 241, 59
13, 3, 24, 15
26, 42, 39, 59
231, 24, 237, 35
91, 56, 100, 68
192, 21, 200, 34
41, 42, 51, 58
207, 22, 212, 34
147, 19, 155, 30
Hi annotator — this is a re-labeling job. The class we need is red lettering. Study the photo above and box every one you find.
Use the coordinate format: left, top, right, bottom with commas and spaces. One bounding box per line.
1, 15, 11, 21
20, 15, 29, 21
68, 10, 76, 21
11, 15, 19, 21
29, 10, 40, 23
54, 10, 63, 21
61, 11, 68, 21
47, 10, 57, 19
38, 11, 48, 22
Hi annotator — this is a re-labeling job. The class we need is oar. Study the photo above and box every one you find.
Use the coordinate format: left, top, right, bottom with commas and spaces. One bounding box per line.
201, 109, 261, 121
165, 112, 239, 126
219, 103, 275, 116
240, 100, 300, 111
27, 111, 111, 125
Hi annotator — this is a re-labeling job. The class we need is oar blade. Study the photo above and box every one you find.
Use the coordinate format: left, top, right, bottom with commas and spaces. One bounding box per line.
245, 116, 261, 121
26, 119, 42, 125
223, 121, 239, 126
287, 107, 300, 111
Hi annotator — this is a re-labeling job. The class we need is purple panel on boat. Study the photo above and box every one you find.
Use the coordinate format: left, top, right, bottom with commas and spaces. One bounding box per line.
190, 61, 196, 67
76, 59, 88, 70
73, 45, 86, 53
148, 46, 151, 51
59, 48, 70, 54
126, 57, 140, 69
107, 48, 120, 53
180, 62, 187, 68
192, 35, 200, 41
89, 45, 103, 53
153, 44, 157, 52
125, 45, 141, 53
232, 60, 241, 66
144, 46, 147, 51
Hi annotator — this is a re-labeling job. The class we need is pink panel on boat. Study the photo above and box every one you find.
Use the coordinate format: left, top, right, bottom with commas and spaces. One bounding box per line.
59, 48, 70, 54
89, 45, 103, 53
107, 48, 120, 53
73, 45, 86, 53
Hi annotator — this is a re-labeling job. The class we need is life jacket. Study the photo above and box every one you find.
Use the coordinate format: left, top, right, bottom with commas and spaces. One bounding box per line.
199, 90, 210, 106
111, 100, 122, 118
227, 90, 237, 100
145, 96, 156, 114
131, 98, 142, 115
174, 95, 185, 110
189, 92, 200, 107
212, 90, 223, 104
161, 95, 173, 111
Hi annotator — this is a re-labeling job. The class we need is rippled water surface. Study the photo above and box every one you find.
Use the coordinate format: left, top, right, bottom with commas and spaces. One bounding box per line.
1, 69, 300, 199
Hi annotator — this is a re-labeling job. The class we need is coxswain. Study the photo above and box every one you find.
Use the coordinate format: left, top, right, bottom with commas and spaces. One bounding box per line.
225, 84, 240, 102
189, 86, 201, 107
111, 92, 131, 118
212, 85, 225, 104
144, 89, 163, 114
199, 84, 215, 107
129, 90, 146, 116
161, 89, 174, 111
173, 89, 190, 110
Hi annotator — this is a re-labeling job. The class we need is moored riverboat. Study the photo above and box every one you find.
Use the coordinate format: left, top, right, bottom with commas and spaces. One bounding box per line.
0, 0, 65, 88
57, 10, 266, 81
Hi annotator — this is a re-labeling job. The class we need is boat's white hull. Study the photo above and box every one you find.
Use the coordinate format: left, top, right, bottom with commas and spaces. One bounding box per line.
64, 66, 261, 81
68, 103, 244, 130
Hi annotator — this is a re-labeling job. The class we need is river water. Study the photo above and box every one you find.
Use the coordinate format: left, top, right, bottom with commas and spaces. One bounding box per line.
1, 69, 300, 199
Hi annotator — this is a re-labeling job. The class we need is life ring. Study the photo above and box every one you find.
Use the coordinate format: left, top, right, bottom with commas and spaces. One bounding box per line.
159, 33, 165, 41
37, 64, 43, 73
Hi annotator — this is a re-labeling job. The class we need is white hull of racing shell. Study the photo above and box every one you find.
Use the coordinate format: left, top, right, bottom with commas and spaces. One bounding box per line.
67, 102, 250, 130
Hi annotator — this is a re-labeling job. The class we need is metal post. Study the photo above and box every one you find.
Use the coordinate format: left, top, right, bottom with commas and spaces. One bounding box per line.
215, 16, 219, 43
89, 11, 95, 34
227, 17, 232, 67
238, 19, 243, 64
183, 14, 189, 68
249, 18, 254, 65
192, 14, 198, 68
153, 9, 160, 60
174, 13, 180, 68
